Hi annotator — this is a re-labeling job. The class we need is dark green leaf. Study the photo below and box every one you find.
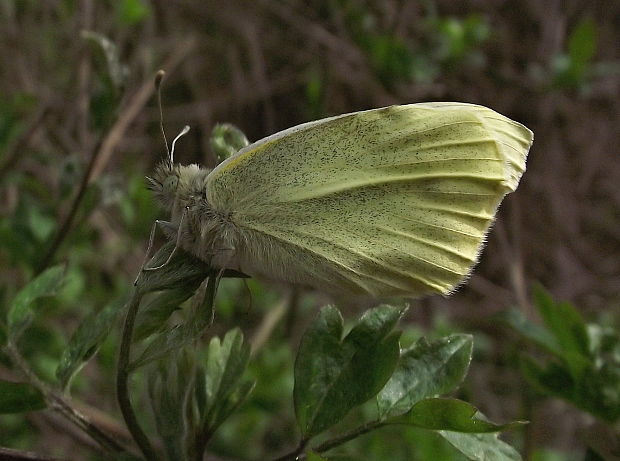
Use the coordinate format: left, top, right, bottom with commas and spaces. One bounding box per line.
294, 305, 404, 438
134, 242, 209, 295
7, 265, 65, 339
129, 276, 217, 370
148, 349, 195, 461
56, 297, 125, 390
500, 309, 561, 356
378, 334, 473, 419
390, 398, 525, 433
440, 431, 522, 461
0, 380, 46, 414
133, 288, 193, 342
532, 285, 590, 378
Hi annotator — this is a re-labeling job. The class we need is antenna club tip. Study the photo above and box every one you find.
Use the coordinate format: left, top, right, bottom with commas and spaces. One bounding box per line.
155, 70, 165, 87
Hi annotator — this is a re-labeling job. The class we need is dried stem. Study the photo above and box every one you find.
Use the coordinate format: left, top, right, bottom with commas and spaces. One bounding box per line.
36, 37, 196, 274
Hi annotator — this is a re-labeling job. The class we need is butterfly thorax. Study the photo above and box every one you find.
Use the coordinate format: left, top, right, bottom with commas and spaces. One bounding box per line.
148, 162, 236, 265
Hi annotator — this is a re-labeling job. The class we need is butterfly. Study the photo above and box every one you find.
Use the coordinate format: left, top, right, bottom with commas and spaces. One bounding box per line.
145, 102, 532, 298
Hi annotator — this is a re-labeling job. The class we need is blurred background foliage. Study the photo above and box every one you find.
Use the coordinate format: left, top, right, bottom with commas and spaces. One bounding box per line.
0, 0, 619, 460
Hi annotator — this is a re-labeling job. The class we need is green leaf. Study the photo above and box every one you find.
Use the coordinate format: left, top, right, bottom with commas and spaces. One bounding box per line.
307, 452, 329, 461
532, 285, 590, 377
200, 328, 253, 432
148, 349, 195, 461
117, 0, 151, 25
7, 265, 65, 339
390, 398, 525, 433
294, 305, 404, 438
0, 380, 46, 414
378, 334, 473, 419
81, 31, 129, 89
210, 123, 250, 163
306, 452, 365, 461
134, 242, 210, 295
440, 431, 522, 461
133, 288, 193, 342
568, 18, 597, 71
500, 309, 561, 356
56, 297, 124, 390
129, 276, 217, 370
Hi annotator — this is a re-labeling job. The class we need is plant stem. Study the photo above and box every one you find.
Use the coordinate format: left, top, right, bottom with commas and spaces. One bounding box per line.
312, 421, 383, 453
269, 422, 383, 461
4, 342, 125, 454
116, 288, 159, 460
190, 275, 220, 461
271, 439, 309, 461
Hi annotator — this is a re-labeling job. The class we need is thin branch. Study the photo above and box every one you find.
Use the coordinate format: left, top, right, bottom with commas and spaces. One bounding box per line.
0, 446, 67, 461
4, 342, 126, 454
312, 421, 383, 454
0, 104, 50, 182
271, 438, 309, 461
116, 288, 159, 460
269, 421, 384, 461
36, 37, 196, 274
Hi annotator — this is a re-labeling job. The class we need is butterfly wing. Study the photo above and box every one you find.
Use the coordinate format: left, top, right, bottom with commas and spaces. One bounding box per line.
206, 103, 533, 297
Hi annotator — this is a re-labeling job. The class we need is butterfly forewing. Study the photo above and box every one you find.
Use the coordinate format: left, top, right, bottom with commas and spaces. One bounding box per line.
206, 103, 532, 297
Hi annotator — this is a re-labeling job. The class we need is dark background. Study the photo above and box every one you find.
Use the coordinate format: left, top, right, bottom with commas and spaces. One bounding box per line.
1, 1, 619, 460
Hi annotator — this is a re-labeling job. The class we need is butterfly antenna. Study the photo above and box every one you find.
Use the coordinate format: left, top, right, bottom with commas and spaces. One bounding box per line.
155, 70, 171, 167
171, 125, 190, 164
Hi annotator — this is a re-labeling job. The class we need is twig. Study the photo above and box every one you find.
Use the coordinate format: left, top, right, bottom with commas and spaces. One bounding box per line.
4, 342, 126, 454
269, 421, 383, 461
189, 275, 222, 461
271, 439, 309, 461
116, 288, 159, 460
36, 37, 196, 274
311, 421, 383, 454
0, 104, 50, 182
0, 446, 66, 461
249, 292, 291, 357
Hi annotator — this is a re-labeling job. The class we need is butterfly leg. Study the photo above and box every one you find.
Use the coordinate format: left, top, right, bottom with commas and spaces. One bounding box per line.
133, 207, 189, 285
142, 206, 189, 272
133, 218, 164, 285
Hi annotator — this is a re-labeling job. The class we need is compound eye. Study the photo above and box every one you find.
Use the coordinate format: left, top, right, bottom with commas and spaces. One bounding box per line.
163, 175, 179, 194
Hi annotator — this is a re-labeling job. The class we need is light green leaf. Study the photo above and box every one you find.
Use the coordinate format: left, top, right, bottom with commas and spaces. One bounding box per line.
56, 297, 124, 391
210, 123, 250, 163
294, 305, 404, 438
81, 30, 129, 88
117, 0, 151, 25
390, 398, 525, 433
7, 265, 65, 339
378, 334, 473, 419
307, 452, 329, 461
0, 380, 46, 414
440, 431, 522, 461
201, 329, 253, 431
